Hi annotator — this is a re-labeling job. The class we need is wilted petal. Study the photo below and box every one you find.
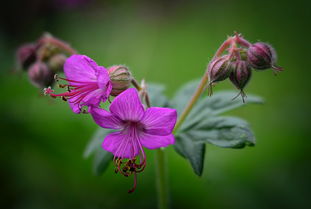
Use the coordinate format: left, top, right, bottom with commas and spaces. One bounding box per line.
141, 107, 177, 136
89, 107, 122, 129
64, 55, 98, 83
102, 132, 140, 158
140, 133, 175, 149
110, 88, 144, 121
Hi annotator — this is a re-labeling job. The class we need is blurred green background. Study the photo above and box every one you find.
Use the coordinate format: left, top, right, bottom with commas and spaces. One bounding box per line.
1, 0, 310, 208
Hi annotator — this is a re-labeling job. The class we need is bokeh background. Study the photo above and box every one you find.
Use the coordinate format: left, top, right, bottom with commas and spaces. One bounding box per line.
1, 0, 310, 208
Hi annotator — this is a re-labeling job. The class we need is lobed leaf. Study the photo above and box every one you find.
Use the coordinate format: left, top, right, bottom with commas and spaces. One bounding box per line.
172, 79, 261, 176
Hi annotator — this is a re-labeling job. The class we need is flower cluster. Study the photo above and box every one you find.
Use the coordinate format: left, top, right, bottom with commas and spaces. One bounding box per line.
207, 33, 283, 101
15, 33, 76, 88
44, 54, 177, 192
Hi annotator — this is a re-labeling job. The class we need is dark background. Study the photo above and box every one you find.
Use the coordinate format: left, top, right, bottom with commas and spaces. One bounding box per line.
1, 0, 310, 208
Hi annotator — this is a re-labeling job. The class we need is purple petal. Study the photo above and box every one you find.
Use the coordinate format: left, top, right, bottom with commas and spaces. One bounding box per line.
102, 132, 140, 158
67, 89, 103, 113
109, 88, 144, 121
141, 107, 177, 136
89, 106, 122, 129
64, 55, 98, 83
96, 66, 111, 90
68, 100, 81, 114
140, 133, 175, 149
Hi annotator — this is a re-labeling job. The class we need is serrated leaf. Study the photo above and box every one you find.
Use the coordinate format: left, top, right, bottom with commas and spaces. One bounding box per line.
93, 149, 113, 176
147, 83, 169, 107
84, 128, 112, 158
182, 116, 255, 148
175, 134, 205, 176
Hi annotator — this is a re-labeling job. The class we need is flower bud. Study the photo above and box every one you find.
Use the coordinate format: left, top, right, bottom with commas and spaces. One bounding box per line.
16, 43, 37, 70
247, 42, 282, 71
28, 62, 55, 88
207, 55, 232, 95
108, 65, 132, 96
47, 54, 67, 73
229, 60, 252, 102
208, 55, 232, 83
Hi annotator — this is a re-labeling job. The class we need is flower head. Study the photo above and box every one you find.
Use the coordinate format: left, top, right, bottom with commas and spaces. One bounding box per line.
247, 42, 283, 72
44, 55, 112, 113
89, 88, 177, 193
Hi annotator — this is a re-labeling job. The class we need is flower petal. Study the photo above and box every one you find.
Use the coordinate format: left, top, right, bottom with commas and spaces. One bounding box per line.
64, 55, 98, 83
140, 133, 175, 149
89, 107, 122, 129
96, 66, 111, 90
102, 132, 140, 158
68, 89, 103, 113
68, 101, 81, 114
109, 88, 144, 121
141, 107, 177, 136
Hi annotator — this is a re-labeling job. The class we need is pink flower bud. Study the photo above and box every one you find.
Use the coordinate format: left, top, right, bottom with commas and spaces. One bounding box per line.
108, 65, 132, 96
247, 42, 283, 71
208, 55, 232, 83
28, 62, 55, 88
47, 54, 67, 73
229, 60, 252, 102
16, 43, 37, 70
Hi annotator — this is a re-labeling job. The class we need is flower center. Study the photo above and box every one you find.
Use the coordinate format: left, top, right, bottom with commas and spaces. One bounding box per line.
113, 121, 146, 193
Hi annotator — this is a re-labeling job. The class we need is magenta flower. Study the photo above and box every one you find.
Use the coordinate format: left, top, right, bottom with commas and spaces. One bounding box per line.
89, 88, 177, 192
44, 55, 112, 113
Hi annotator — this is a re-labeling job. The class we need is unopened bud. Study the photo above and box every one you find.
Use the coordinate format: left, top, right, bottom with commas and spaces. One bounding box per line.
28, 62, 55, 88
229, 60, 252, 102
48, 54, 67, 73
207, 55, 232, 95
247, 42, 283, 71
108, 65, 132, 96
16, 43, 37, 70
208, 55, 232, 83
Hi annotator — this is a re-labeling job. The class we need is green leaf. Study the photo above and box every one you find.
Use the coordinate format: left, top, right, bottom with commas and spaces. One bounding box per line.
180, 91, 263, 130
84, 128, 113, 175
171, 79, 200, 114
93, 148, 113, 176
175, 134, 205, 176
182, 116, 256, 148
147, 83, 169, 107
171, 79, 261, 176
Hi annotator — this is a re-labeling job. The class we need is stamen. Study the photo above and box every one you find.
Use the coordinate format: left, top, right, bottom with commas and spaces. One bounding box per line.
128, 172, 137, 194
44, 74, 99, 108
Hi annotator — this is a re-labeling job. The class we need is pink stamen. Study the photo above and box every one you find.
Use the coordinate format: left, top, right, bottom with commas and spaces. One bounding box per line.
45, 75, 99, 105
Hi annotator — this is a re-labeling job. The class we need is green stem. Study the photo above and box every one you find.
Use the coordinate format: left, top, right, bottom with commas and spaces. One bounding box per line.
173, 72, 209, 132
155, 149, 169, 209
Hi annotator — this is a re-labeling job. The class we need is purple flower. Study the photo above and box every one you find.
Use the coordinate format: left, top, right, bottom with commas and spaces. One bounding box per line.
44, 55, 112, 113
89, 88, 177, 192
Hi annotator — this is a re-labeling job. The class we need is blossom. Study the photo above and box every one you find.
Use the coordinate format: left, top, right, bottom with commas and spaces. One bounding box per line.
44, 55, 112, 113
89, 88, 177, 192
